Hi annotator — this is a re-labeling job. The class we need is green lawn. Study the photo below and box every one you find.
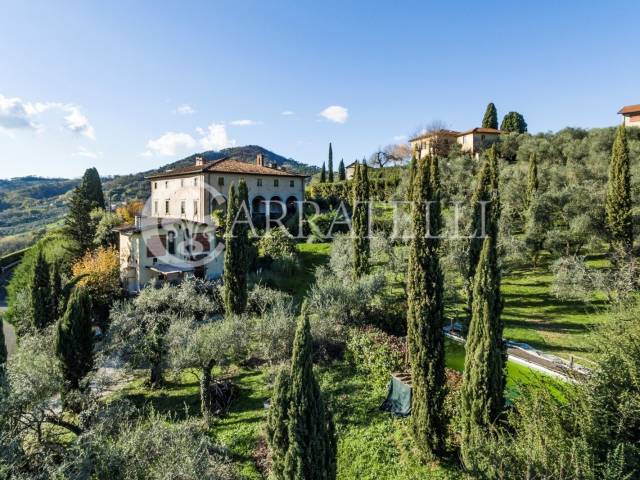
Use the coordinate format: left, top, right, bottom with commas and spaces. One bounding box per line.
295, 242, 607, 362
499, 257, 608, 362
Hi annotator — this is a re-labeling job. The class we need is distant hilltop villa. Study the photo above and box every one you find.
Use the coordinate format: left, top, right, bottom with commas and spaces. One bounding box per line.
619, 104, 640, 128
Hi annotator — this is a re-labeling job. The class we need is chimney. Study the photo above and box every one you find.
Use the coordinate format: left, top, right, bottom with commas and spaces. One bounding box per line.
195, 156, 204, 166
256, 153, 264, 167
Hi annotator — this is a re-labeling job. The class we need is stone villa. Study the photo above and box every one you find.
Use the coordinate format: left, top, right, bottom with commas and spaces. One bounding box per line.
116, 154, 306, 293
409, 127, 501, 157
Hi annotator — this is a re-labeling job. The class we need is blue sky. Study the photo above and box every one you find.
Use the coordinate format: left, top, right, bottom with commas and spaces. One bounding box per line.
0, 0, 638, 179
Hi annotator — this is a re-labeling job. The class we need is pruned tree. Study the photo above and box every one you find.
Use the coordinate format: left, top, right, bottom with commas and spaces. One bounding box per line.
223, 181, 249, 314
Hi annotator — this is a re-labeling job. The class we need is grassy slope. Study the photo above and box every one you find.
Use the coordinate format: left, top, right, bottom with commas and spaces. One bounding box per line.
114, 242, 581, 479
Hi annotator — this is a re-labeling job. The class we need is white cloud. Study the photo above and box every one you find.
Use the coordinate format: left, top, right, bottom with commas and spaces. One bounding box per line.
63, 107, 95, 139
175, 104, 196, 115
72, 146, 103, 159
231, 119, 259, 126
0, 94, 39, 129
393, 135, 407, 142
319, 105, 348, 124
0, 94, 95, 139
146, 132, 197, 156
200, 123, 236, 151
281, 110, 295, 116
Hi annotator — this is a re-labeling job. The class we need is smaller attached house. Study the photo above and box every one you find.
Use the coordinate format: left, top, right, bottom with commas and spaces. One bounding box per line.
456, 127, 501, 154
618, 104, 640, 128
115, 217, 220, 294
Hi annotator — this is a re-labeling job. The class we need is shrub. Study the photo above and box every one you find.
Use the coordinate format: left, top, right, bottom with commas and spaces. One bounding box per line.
259, 226, 297, 261
345, 326, 406, 393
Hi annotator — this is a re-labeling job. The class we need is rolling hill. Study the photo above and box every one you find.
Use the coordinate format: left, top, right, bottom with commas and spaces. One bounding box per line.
0, 145, 317, 255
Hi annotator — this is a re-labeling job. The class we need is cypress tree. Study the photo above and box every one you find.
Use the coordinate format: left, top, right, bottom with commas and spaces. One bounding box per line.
460, 235, 505, 469
328, 143, 334, 183
55, 287, 94, 391
64, 183, 96, 257
282, 312, 336, 480
352, 162, 370, 277
481, 102, 498, 129
0, 318, 7, 369
526, 153, 539, 209
338, 158, 346, 181
81, 167, 105, 210
408, 152, 418, 201
605, 124, 633, 253
465, 146, 500, 326
406, 155, 447, 458
31, 251, 53, 329
223, 182, 248, 314
50, 261, 63, 319
320, 162, 327, 183
266, 367, 292, 479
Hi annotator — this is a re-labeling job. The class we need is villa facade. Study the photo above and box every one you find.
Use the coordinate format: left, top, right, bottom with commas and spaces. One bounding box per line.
116, 154, 307, 293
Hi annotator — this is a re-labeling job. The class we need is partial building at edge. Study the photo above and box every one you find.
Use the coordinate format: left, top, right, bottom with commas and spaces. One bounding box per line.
619, 104, 640, 128
116, 154, 307, 293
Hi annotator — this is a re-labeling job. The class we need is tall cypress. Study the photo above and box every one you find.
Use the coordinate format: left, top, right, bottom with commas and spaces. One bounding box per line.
408, 152, 418, 202
352, 162, 370, 277
81, 167, 105, 210
605, 124, 633, 253
481, 102, 498, 129
55, 287, 94, 391
31, 251, 53, 329
223, 182, 248, 314
50, 261, 63, 320
460, 235, 505, 469
278, 312, 336, 480
526, 152, 539, 209
338, 158, 346, 181
406, 155, 447, 458
64, 183, 96, 257
328, 143, 334, 183
465, 146, 499, 327
320, 162, 327, 183
0, 318, 7, 369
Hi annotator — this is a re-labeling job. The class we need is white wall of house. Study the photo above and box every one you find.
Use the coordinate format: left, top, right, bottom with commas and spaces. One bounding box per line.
624, 114, 640, 128
457, 132, 500, 153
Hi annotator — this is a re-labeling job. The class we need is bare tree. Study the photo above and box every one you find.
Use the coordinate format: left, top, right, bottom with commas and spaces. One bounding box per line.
369, 143, 412, 168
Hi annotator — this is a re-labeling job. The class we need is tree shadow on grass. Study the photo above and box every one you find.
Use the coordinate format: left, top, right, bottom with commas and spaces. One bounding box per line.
118, 378, 200, 420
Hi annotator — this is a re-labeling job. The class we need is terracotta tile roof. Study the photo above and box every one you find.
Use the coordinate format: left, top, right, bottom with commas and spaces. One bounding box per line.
409, 129, 461, 142
618, 104, 640, 115
146, 157, 307, 179
457, 127, 502, 136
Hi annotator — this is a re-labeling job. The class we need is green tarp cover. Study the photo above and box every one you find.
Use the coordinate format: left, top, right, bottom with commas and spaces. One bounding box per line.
380, 375, 412, 417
